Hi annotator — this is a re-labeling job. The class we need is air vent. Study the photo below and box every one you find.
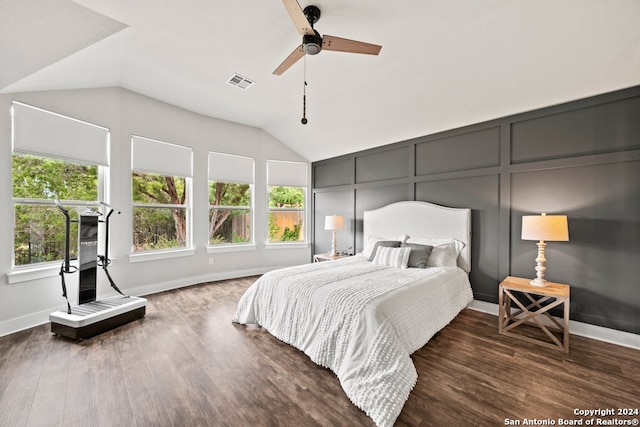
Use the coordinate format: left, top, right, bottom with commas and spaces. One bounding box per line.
227, 73, 254, 90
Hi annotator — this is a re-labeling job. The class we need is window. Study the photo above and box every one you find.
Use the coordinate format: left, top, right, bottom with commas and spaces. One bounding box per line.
11, 102, 108, 268
266, 160, 307, 243
131, 136, 192, 253
208, 152, 254, 246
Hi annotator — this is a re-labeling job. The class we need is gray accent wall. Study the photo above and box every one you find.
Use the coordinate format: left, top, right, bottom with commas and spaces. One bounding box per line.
312, 86, 640, 335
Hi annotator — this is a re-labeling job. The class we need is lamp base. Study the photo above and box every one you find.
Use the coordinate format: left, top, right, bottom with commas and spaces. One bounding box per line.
529, 277, 548, 287
530, 240, 549, 287
328, 230, 338, 258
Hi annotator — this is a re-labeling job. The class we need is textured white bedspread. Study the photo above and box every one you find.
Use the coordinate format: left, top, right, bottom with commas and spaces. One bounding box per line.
232, 255, 473, 426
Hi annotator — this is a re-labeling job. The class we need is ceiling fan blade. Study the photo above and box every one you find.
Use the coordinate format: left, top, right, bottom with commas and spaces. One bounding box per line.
282, 0, 315, 36
322, 35, 382, 55
273, 45, 305, 75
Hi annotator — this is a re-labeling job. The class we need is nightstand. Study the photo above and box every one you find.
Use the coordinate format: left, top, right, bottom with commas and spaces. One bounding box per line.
498, 276, 570, 353
313, 253, 348, 262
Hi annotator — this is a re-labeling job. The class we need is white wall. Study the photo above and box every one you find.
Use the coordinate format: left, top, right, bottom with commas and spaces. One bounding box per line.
0, 87, 310, 336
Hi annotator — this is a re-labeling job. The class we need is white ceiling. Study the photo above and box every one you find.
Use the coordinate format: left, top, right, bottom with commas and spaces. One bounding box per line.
2, 0, 640, 162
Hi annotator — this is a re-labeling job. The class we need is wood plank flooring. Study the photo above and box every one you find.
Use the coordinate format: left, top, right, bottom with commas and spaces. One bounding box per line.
1, 276, 638, 426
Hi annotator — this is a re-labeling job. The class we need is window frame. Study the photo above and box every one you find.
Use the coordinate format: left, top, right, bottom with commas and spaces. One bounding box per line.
9, 159, 107, 283
266, 185, 307, 245
130, 171, 193, 256
207, 182, 254, 249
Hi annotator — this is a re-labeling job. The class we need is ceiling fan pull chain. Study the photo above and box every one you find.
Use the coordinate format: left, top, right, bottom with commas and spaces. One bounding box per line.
301, 54, 308, 125
302, 90, 307, 125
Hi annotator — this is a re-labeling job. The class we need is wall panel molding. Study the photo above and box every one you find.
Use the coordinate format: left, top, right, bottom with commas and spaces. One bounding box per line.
313, 85, 640, 335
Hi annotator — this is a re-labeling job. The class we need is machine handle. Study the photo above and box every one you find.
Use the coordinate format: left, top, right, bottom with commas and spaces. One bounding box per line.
54, 198, 72, 273
99, 201, 120, 267
54, 198, 70, 217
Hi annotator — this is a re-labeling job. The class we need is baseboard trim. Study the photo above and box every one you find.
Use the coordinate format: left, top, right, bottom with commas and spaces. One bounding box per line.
0, 308, 54, 338
0, 267, 277, 338
125, 267, 270, 298
468, 300, 640, 350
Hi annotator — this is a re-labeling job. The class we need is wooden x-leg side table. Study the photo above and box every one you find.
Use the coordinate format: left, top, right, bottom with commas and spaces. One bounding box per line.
498, 276, 570, 353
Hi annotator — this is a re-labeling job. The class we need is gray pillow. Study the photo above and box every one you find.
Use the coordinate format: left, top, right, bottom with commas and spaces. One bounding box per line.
367, 240, 401, 261
401, 243, 434, 268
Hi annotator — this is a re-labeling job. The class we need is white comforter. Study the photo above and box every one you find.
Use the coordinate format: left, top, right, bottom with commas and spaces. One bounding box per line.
232, 255, 473, 426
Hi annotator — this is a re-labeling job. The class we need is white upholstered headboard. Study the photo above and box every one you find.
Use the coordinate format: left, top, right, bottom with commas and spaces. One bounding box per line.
363, 201, 472, 272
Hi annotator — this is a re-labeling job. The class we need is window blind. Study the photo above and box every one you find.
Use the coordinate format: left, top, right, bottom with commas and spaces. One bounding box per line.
131, 135, 192, 177
208, 152, 254, 184
267, 160, 307, 187
12, 101, 109, 166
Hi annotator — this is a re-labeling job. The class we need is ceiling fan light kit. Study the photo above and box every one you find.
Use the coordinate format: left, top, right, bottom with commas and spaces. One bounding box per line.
303, 32, 322, 55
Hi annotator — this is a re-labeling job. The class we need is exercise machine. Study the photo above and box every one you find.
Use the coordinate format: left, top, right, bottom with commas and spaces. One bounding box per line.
49, 200, 146, 339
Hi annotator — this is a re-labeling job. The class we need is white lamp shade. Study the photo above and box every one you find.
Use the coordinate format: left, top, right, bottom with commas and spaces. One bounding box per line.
521, 214, 569, 241
324, 215, 344, 231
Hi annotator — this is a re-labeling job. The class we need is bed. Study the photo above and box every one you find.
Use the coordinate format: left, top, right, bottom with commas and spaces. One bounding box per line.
233, 201, 474, 426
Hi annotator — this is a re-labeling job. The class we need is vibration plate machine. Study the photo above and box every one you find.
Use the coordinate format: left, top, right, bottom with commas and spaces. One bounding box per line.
49, 200, 146, 339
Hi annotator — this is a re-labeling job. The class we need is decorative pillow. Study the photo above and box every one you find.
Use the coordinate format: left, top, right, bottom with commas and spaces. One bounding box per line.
401, 243, 433, 269
372, 246, 412, 269
361, 235, 384, 259
405, 237, 465, 268
367, 240, 402, 262
362, 235, 406, 259
426, 243, 460, 267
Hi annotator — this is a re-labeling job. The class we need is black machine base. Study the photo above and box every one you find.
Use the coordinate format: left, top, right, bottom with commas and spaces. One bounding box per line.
49, 296, 147, 340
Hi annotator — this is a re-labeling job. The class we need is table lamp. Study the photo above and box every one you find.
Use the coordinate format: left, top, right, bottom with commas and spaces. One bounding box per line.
324, 215, 344, 256
521, 213, 569, 286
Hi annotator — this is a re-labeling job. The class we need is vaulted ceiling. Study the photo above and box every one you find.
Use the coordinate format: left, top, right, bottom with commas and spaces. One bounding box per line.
2, 0, 639, 162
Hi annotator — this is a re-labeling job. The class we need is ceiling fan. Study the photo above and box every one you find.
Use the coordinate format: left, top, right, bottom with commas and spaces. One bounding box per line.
273, 0, 382, 75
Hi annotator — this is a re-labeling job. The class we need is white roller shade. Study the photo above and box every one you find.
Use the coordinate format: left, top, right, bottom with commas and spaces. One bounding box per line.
131, 135, 192, 177
12, 101, 109, 166
208, 152, 254, 184
267, 160, 307, 187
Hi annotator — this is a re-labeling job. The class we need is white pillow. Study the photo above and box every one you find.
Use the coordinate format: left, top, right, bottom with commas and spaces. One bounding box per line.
372, 246, 412, 269
405, 237, 465, 268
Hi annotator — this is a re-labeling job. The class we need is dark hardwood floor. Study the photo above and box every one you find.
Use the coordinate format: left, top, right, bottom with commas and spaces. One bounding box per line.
1, 276, 638, 427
